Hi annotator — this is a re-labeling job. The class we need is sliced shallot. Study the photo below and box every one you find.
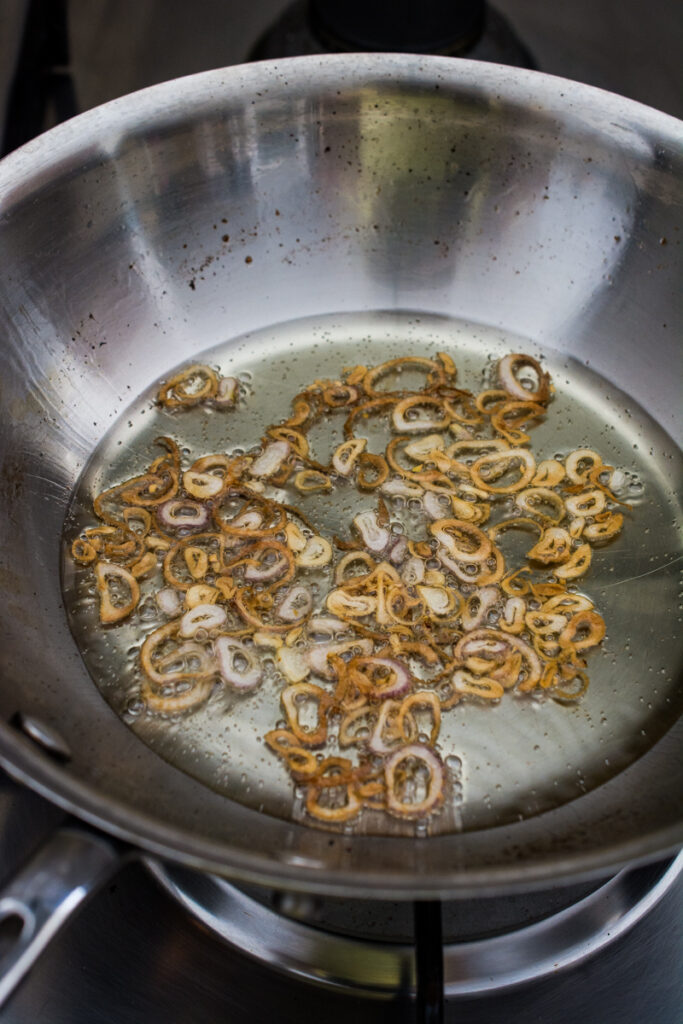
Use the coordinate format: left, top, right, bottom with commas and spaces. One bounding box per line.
385, 745, 444, 819
276, 585, 313, 622
95, 561, 140, 624
462, 586, 500, 631
250, 441, 291, 478
158, 499, 210, 531
214, 636, 262, 691
353, 510, 390, 553
306, 639, 373, 679
179, 603, 228, 637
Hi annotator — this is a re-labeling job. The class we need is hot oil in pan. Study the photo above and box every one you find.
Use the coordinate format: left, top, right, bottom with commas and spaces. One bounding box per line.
61, 312, 683, 837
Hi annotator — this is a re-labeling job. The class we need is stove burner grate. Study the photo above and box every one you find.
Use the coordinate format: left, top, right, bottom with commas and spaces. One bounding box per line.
146, 852, 683, 999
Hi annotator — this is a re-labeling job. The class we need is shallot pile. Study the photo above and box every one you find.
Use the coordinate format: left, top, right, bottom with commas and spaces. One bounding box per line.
70, 353, 629, 826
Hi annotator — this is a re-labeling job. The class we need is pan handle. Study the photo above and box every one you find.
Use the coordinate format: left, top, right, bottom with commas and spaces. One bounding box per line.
0, 826, 121, 1008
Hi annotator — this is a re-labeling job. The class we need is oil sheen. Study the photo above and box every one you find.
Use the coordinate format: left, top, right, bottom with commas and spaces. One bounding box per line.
61, 311, 683, 837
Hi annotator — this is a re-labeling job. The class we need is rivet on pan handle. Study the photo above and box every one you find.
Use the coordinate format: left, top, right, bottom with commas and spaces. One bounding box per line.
0, 827, 121, 1008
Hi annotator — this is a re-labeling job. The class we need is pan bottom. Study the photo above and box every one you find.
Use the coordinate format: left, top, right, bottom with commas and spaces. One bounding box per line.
61, 310, 683, 839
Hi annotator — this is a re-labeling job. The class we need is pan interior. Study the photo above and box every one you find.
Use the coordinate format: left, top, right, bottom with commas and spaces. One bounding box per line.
61, 310, 683, 839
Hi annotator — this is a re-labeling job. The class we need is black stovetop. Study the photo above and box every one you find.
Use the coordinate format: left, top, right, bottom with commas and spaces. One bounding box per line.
0, 769, 681, 1024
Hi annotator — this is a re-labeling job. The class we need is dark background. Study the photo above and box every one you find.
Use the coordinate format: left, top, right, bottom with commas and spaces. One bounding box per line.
1, 0, 681, 150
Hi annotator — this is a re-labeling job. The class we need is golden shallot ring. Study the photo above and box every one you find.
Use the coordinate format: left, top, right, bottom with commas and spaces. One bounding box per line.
438, 545, 505, 586
338, 706, 377, 748
498, 354, 551, 404
470, 449, 536, 494
475, 389, 508, 414
384, 744, 444, 819
140, 621, 215, 686
500, 596, 526, 634
392, 395, 451, 433
490, 400, 546, 444
515, 488, 566, 523
305, 781, 361, 823
356, 453, 390, 490
452, 669, 504, 700
164, 532, 227, 591
334, 550, 376, 584
215, 498, 287, 537
553, 543, 592, 580
267, 427, 310, 456
95, 561, 140, 624
454, 629, 541, 690
294, 469, 333, 493
565, 449, 603, 484
362, 356, 443, 397
532, 459, 565, 487
72, 539, 97, 564
559, 610, 605, 651
157, 363, 218, 408
526, 527, 573, 565
332, 438, 366, 476
265, 730, 320, 777
429, 518, 492, 563
584, 512, 624, 542
140, 678, 214, 714
322, 382, 359, 407
565, 490, 606, 518
282, 682, 332, 747
397, 692, 441, 745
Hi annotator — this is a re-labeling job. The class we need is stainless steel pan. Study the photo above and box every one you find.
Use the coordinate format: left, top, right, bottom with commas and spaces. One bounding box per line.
0, 55, 681, 954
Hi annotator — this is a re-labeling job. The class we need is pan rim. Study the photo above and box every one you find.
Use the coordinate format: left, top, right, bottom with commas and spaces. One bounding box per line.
1, 726, 681, 898
0, 54, 681, 201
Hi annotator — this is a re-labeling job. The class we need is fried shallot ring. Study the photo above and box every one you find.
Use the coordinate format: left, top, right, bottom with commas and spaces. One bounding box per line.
584, 512, 624, 543
526, 527, 573, 565
559, 610, 606, 652
553, 543, 592, 580
392, 395, 451, 433
362, 356, 444, 397
397, 691, 441, 745
332, 438, 367, 476
140, 620, 215, 687
532, 459, 566, 487
497, 353, 551, 405
515, 487, 566, 524
157, 363, 218, 408
429, 518, 492, 563
305, 769, 362, 823
356, 453, 390, 490
470, 448, 536, 494
282, 682, 333, 747
94, 561, 140, 624
384, 744, 445, 819
140, 677, 214, 714
265, 729, 319, 777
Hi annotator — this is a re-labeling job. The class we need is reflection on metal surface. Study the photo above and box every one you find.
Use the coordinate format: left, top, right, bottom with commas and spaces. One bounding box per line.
147, 852, 683, 996
0, 828, 119, 1008
0, 56, 680, 894
10, 715, 71, 762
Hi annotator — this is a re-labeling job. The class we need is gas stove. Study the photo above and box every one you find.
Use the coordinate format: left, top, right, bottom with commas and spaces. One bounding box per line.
1, 769, 681, 1022
0, 2, 681, 1021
